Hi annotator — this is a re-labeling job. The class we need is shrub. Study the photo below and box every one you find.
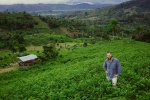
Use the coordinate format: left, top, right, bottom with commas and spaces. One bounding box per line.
83, 42, 88, 47
40, 44, 59, 62
15, 51, 29, 57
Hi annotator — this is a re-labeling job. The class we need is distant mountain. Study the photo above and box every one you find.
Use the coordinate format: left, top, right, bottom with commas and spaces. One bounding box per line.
69, 0, 150, 26
107, 0, 150, 18
115, 0, 150, 12
107, 0, 150, 26
0, 3, 113, 12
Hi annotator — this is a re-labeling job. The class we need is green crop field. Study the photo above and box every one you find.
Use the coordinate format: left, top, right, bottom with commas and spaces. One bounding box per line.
25, 33, 74, 46
0, 40, 150, 99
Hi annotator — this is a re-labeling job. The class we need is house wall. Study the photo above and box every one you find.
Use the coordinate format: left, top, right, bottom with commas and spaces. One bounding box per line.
19, 59, 37, 66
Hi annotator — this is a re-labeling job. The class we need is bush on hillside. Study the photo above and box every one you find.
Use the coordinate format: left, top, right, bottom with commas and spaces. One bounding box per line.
134, 33, 150, 43
15, 51, 29, 57
132, 26, 150, 43
83, 42, 88, 47
39, 44, 58, 62
0, 30, 27, 52
0, 51, 18, 68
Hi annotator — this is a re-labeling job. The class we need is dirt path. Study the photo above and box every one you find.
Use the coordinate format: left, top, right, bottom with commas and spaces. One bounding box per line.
0, 63, 19, 74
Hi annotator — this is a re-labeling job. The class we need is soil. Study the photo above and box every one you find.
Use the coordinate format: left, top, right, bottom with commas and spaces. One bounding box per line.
0, 63, 19, 74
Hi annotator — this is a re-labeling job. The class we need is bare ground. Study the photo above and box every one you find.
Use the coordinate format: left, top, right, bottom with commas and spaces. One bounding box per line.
0, 63, 19, 74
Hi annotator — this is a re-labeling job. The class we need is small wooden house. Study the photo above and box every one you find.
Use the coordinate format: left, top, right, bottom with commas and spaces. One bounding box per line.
18, 54, 38, 66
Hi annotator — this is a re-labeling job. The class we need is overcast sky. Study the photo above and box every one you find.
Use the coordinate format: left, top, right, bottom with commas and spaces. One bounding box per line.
0, 0, 131, 5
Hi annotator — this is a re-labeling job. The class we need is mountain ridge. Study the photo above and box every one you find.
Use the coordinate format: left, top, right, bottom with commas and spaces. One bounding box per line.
69, 0, 150, 26
0, 3, 113, 12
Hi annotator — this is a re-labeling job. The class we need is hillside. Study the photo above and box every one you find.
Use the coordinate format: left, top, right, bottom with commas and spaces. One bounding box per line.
70, 0, 150, 26
0, 12, 82, 50
107, 0, 150, 18
108, 0, 150, 26
33, 17, 49, 29
0, 40, 150, 99
0, 12, 37, 31
65, 0, 150, 43
114, 0, 150, 12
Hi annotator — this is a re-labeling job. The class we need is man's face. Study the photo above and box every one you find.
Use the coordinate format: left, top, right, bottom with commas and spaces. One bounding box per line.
107, 53, 112, 59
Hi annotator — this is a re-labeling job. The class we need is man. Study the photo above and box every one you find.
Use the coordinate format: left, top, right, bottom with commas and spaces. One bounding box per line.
103, 51, 122, 86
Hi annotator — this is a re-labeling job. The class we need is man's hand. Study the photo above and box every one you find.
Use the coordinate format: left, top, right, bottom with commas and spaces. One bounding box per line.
114, 74, 118, 77
106, 71, 108, 74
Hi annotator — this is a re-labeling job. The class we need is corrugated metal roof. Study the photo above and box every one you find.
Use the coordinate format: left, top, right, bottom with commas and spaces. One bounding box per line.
18, 54, 38, 62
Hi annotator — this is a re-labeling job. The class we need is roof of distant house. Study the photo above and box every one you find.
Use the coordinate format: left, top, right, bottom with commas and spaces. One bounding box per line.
18, 54, 38, 62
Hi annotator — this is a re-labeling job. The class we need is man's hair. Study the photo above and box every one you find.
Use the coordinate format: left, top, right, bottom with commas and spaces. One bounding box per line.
106, 51, 113, 57
106, 51, 111, 54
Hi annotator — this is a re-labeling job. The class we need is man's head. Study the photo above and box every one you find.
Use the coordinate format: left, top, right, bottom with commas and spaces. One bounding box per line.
106, 51, 112, 60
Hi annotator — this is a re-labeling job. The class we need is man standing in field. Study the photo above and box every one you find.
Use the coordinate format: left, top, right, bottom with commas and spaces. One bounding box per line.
103, 51, 122, 86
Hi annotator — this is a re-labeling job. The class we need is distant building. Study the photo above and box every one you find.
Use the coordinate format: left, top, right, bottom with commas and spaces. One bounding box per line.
18, 54, 38, 66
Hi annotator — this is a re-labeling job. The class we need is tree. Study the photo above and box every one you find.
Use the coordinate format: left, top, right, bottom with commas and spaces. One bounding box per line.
7, 31, 26, 52
40, 44, 59, 61
48, 18, 60, 28
0, 12, 37, 31
105, 19, 120, 40
133, 26, 150, 42
87, 26, 95, 36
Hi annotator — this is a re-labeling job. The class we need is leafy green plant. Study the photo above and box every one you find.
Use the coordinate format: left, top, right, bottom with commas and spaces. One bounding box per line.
0, 50, 18, 68
39, 44, 59, 62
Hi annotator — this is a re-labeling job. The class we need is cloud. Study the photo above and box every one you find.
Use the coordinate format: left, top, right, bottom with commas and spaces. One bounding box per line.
0, 0, 130, 5
0, 0, 69, 4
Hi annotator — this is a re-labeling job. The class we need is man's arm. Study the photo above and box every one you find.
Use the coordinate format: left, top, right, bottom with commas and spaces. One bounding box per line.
103, 60, 107, 72
116, 60, 122, 76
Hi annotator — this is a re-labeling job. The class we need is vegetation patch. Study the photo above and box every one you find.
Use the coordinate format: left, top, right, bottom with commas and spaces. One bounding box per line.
0, 40, 150, 99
